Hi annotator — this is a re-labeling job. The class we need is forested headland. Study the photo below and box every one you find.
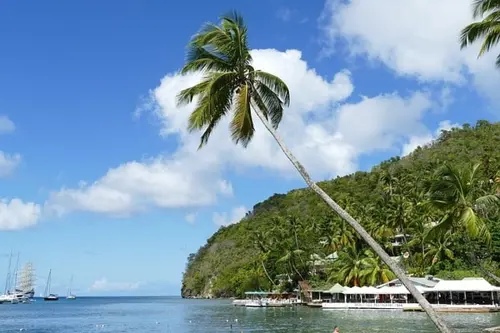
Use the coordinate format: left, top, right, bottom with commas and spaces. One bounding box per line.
181, 120, 500, 299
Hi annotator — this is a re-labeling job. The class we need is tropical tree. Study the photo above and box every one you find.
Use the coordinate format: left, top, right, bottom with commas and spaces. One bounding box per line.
176, 12, 452, 332
427, 163, 500, 242
333, 245, 366, 286
250, 230, 276, 287
361, 250, 396, 286
460, 0, 500, 67
424, 232, 455, 273
428, 163, 500, 283
323, 217, 356, 252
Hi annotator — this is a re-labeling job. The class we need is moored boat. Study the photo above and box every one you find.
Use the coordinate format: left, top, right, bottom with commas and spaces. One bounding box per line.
43, 269, 59, 302
66, 275, 76, 300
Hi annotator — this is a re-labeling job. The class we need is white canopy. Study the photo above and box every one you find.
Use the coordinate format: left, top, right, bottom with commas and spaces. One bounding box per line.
431, 278, 499, 292
340, 278, 500, 295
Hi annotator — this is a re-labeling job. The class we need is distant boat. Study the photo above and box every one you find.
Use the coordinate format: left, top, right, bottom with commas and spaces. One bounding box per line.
43, 269, 59, 301
14, 262, 35, 302
0, 252, 34, 304
66, 275, 76, 300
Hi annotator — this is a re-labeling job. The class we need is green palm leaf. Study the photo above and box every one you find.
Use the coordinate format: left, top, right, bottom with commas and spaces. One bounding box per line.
461, 1, 500, 67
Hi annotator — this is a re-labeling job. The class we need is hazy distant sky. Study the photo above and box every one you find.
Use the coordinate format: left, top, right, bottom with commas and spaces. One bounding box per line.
0, 0, 498, 296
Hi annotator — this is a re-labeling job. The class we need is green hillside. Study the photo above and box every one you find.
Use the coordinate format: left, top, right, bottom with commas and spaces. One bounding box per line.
181, 120, 500, 298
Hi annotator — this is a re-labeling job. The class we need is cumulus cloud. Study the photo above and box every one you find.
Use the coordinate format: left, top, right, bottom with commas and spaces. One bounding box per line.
0, 152, 21, 177
0, 198, 41, 230
45, 158, 233, 217
89, 277, 143, 292
46, 48, 441, 217
0, 116, 15, 134
402, 120, 460, 156
335, 92, 433, 153
321, 0, 500, 106
213, 206, 249, 227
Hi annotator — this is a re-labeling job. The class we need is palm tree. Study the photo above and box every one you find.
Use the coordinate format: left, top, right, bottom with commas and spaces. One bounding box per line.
323, 217, 356, 252
361, 250, 396, 286
460, 0, 500, 67
428, 163, 499, 242
428, 163, 500, 283
250, 230, 276, 287
424, 232, 455, 272
176, 12, 452, 332
333, 245, 366, 287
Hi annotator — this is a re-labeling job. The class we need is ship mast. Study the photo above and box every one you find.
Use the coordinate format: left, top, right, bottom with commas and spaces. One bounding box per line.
4, 250, 12, 294
12, 252, 20, 292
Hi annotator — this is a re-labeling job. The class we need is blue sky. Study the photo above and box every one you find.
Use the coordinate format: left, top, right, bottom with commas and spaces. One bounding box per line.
0, 0, 498, 296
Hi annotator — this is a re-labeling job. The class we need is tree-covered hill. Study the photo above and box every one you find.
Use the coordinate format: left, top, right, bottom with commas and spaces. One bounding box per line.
181, 120, 500, 298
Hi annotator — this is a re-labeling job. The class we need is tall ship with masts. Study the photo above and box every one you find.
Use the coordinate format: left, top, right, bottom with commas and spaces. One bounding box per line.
0, 252, 35, 303
15, 262, 36, 301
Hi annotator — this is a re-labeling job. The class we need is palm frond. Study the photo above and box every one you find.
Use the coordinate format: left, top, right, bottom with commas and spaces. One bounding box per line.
425, 213, 454, 241
181, 72, 236, 130
181, 45, 233, 74
472, 0, 500, 18
185, 74, 236, 148
478, 24, 500, 57
475, 194, 500, 215
220, 11, 252, 66
191, 23, 236, 64
253, 81, 284, 128
176, 79, 211, 106
460, 22, 496, 49
459, 207, 483, 238
254, 71, 290, 106
230, 83, 254, 147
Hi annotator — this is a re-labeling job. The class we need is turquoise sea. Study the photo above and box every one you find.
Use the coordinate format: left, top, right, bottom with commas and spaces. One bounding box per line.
1, 297, 499, 332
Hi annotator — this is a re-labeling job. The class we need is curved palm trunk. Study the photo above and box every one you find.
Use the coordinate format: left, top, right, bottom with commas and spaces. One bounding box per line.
253, 109, 453, 333
261, 260, 276, 287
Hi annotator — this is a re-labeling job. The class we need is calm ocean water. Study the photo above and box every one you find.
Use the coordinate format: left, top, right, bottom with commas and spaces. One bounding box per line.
0, 297, 499, 332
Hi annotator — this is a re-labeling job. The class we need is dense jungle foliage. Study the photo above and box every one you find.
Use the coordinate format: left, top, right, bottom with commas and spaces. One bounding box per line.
181, 120, 500, 298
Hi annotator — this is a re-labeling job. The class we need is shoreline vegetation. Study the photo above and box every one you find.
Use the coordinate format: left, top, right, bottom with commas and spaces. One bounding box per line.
182, 121, 500, 301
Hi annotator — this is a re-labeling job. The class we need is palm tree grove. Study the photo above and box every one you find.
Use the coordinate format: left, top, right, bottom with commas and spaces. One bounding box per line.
180, 3, 500, 333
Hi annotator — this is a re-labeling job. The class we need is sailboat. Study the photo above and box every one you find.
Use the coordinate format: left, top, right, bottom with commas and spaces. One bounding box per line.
0, 251, 14, 303
43, 269, 59, 301
66, 275, 76, 300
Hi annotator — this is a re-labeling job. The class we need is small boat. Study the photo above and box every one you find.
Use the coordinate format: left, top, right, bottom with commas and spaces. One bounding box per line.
43, 269, 59, 301
44, 294, 59, 301
66, 275, 76, 300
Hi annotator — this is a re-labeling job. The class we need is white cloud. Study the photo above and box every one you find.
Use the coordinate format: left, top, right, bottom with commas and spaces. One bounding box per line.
402, 120, 460, 156
185, 213, 196, 224
0, 198, 41, 230
335, 92, 433, 153
89, 277, 143, 292
0, 116, 15, 134
45, 158, 233, 217
46, 48, 441, 217
0, 152, 21, 177
213, 206, 248, 227
321, 0, 500, 106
